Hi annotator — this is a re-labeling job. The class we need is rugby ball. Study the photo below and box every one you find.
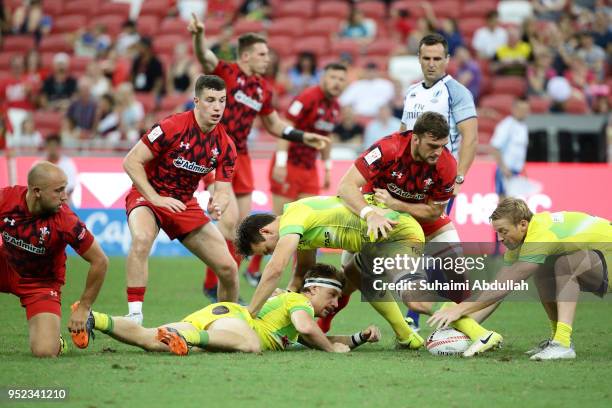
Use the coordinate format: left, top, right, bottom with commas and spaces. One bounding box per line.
426, 328, 471, 356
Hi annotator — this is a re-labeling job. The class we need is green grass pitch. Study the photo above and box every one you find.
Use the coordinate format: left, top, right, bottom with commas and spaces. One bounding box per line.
1, 255, 611, 408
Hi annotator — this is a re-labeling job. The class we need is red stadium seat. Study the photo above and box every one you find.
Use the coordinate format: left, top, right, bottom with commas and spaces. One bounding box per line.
63, 1, 98, 18
0, 52, 17, 70
204, 18, 226, 37
478, 116, 499, 136
42, 0, 64, 17
491, 76, 527, 97
52, 15, 88, 34
139, 0, 171, 19
154, 34, 189, 56
159, 18, 189, 36
293, 36, 330, 56
431, 1, 460, 19
2, 35, 35, 53
160, 93, 190, 112
459, 17, 486, 39
480, 94, 516, 116
137, 15, 161, 37
89, 14, 125, 37
317, 1, 350, 19
233, 19, 265, 36
365, 39, 395, 57
275, 0, 316, 18
330, 39, 361, 62
267, 18, 304, 38
356, 1, 386, 20
528, 96, 551, 113
135, 92, 158, 113
39, 34, 72, 53
71, 56, 93, 75
564, 97, 589, 114
33, 110, 63, 133
267, 36, 294, 58
461, 0, 498, 18
304, 17, 341, 37
99, 2, 130, 18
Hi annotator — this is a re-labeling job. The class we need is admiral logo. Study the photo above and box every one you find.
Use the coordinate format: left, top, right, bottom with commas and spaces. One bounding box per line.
50, 290, 58, 297
173, 156, 215, 174
314, 119, 335, 132
234, 90, 262, 111
387, 183, 425, 201
1, 231, 45, 254
3, 217, 15, 226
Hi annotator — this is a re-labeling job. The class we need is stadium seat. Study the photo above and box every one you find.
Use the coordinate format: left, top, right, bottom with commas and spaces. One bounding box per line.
135, 93, 158, 113
233, 19, 265, 36
52, 15, 88, 34
275, 0, 316, 18
491, 76, 527, 97
528, 96, 551, 113
267, 36, 294, 58
154, 34, 189, 56
137, 15, 161, 37
365, 39, 395, 57
42, 0, 64, 17
139, 0, 171, 19
267, 18, 304, 38
498, 0, 533, 24
564, 97, 589, 114
304, 17, 341, 37
71, 56, 93, 76
461, 0, 498, 18
98, 2, 130, 18
389, 55, 422, 88
33, 110, 63, 133
1, 35, 35, 53
478, 116, 499, 136
431, 1, 460, 19
458, 17, 486, 40
317, 1, 350, 19
158, 18, 190, 36
480, 94, 516, 116
39, 34, 72, 53
356, 1, 386, 20
293, 36, 330, 56
89, 14, 125, 37
63, 1, 98, 18
329, 39, 361, 62
160, 93, 191, 112
0, 52, 16, 70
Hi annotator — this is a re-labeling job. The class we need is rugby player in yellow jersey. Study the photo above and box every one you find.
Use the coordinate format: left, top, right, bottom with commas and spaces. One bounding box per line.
237, 195, 495, 351
428, 197, 612, 360
78, 264, 381, 355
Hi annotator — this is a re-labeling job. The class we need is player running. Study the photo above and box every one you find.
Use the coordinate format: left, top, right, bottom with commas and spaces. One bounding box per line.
188, 13, 329, 295
1, 162, 108, 356
428, 198, 612, 360
123, 75, 238, 324
80, 264, 381, 354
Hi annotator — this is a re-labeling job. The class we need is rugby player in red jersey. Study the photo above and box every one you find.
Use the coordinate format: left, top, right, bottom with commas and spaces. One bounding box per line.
122, 75, 238, 324
188, 14, 329, 296
1, 162, 108, 356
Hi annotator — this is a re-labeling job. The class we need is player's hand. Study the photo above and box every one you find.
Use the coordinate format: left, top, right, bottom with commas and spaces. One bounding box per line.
360, 325, 382, 343
501, 166, 512, 179
332, 342, 351, 353
187, 12, 204, 35
373, 188, 398, 209
207, 196, 223, 220
322, 169, 331, 190
303, 132, 329, 150
272, 165, 287, 184
427, 306, 462, 330
152, 196, 187, 213
452, 182, 462, 196
365, 212, 398, 240
68, 302, 90, 333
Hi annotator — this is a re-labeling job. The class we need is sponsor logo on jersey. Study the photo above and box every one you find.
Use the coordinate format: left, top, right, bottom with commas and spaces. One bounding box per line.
1, 231, 45, 254
387, 183, 425, 201
234, 90, 263, 112
403, 111, 421, 120
77, 227, 87, 240
173, 156, 216, 174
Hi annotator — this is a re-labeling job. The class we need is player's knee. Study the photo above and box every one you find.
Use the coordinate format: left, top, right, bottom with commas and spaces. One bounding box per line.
130, 232, 156, 257
215, 261, 238, 282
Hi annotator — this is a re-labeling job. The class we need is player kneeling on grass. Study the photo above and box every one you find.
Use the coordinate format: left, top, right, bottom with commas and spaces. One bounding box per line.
428, 197, 612, 360
74, 264, 381, 354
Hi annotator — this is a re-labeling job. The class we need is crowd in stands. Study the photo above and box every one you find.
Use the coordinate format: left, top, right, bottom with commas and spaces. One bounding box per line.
0, 0, 609, 155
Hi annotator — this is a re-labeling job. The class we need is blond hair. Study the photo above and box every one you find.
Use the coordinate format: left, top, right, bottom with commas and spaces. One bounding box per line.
490, 197, 533, 225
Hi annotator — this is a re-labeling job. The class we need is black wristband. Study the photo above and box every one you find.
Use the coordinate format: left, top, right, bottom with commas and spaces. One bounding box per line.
282, 126, 305, 143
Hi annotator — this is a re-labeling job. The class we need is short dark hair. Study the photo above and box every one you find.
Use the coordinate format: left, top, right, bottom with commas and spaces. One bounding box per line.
418, 33, 449, 55
486, 10, 498, 20
235, 213, 277, 257
300, 264, 346, 293
237, 33, 267, 56
323, 62, 348, 72
45, 134, 62, 145
194, 75, 226, 97
413, 111, 450, 140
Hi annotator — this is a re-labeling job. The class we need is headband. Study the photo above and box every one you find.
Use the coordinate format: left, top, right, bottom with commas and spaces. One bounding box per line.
303, 278, 343, 292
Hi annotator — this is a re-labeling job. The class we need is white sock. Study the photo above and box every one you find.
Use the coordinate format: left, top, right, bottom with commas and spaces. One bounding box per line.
128, 301, 143, 315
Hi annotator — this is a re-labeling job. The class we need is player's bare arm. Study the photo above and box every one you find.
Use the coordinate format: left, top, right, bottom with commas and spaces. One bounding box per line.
287, 250, 317, 292
208, 181, 232, 220
260, 110, 329, 151
326, 325, 382, 349
188, 12, 219, 74
248, 234, 301, 317
123, 141, 186, 213
454, 118, 478, 194
320, 140, 333, 190
291, 310, 350, 352
338, 165, 398, 239
373, 188, 445, 223
427, 262, 537, 329
69, 240, 108, 333
271, 137, 290, 184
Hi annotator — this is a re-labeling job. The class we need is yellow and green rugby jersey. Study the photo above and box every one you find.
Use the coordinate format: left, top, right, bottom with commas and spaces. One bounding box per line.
252, 291, 314, 351
278, 195, 424, 253
504, 211, 612, 266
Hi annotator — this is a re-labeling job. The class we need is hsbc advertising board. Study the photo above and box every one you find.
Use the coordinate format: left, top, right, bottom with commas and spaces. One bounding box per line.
1, 157, 610, 256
